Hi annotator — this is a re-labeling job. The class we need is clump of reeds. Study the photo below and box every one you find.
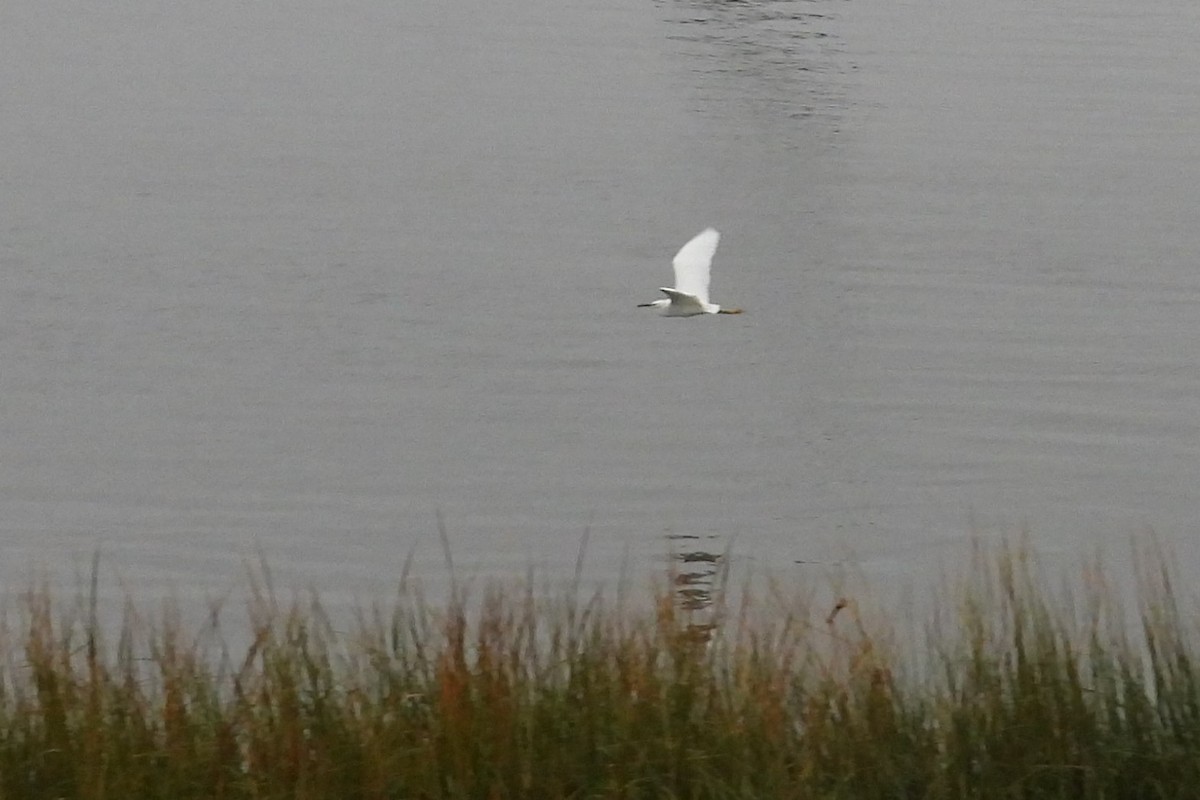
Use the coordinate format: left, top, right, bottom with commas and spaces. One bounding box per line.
1, 542, 1199, 799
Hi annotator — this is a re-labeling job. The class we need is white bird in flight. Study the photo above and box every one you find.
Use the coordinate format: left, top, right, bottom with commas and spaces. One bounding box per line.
638, 227, 742, 317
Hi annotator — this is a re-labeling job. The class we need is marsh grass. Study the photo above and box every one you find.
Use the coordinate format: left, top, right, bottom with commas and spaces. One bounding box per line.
2, 543, 1199, 799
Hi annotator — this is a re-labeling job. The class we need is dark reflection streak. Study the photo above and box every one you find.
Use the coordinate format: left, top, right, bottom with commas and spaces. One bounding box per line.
661, 0, 849, 125
668, 539, 725, 626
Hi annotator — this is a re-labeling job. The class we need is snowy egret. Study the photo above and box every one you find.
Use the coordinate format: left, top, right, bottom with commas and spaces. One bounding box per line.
638, 227, 743, 317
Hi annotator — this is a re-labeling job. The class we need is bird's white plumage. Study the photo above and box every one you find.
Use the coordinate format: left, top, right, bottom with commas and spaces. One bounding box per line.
670, 227, 720, 305
638, 227, 741, 317
657, 287, 706, 316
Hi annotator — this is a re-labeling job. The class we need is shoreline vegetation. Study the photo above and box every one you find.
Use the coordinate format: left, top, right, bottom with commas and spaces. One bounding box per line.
2, 542, 1198, 799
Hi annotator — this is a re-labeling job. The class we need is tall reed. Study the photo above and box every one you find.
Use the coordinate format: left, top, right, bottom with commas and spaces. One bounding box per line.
1, 542, 1198, 799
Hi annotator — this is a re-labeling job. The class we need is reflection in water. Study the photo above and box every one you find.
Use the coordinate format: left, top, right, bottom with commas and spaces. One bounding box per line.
662, 0, 847, 125
666, 533, 724, 645
674, 550, 721, 611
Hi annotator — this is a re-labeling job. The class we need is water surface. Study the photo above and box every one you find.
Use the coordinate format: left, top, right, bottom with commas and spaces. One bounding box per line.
2, 0, 1198, 604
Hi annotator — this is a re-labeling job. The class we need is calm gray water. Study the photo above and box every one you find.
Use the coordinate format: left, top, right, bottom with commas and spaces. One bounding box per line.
3, 0, 1199, 603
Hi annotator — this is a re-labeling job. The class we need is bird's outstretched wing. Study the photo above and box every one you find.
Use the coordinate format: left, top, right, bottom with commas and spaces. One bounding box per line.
659, 287, 706, 315
671, 228, 720, 305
